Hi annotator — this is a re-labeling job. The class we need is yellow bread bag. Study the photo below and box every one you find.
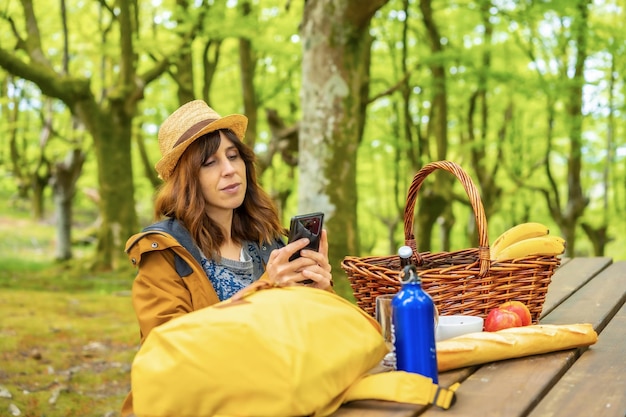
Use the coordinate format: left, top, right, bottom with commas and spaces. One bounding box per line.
437, 323, 598, 372
131, 282, 458, 417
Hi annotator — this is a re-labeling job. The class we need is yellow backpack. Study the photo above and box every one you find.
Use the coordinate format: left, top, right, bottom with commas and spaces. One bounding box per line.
131, 282, 458, 417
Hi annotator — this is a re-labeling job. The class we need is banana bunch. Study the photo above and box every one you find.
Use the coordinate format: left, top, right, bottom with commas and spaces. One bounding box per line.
490, 222, 566, 261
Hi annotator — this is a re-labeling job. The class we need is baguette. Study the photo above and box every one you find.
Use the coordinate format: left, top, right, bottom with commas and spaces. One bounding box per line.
436, 323, 598, 372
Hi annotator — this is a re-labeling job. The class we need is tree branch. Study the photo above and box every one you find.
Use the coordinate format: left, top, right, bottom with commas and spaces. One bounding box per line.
2, 14, 26, 49
21, 0, 54, 68
368, 70, 412, 104
0, 47, 91, 104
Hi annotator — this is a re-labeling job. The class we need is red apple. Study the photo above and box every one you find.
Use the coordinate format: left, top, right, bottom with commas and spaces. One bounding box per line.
499, 301, 532, 326
484, 308, 522, 332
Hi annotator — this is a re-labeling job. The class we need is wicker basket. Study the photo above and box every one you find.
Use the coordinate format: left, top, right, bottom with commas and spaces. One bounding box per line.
341, 161, 561, 324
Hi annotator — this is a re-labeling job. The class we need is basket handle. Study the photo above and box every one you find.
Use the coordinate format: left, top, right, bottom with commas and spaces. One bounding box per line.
404, 160, 491, 277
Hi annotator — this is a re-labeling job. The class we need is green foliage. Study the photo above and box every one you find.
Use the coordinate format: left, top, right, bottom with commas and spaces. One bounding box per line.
2, 1, 626, 264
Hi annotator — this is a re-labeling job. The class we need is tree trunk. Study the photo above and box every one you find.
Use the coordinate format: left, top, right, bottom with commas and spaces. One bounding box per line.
31, 165, 50, 221
53, 149, 85, 261
7, 85, 32, 202
135, 127, 161, 189
77, 101, 138, 270
416, 0, 453, 252
582, 47, 619, 257
465, 0, 504, 247
542, 0, 591, 257
558, 0, 590, 256
300, 0, 389, 291
239, 1, 259, 151
174, 0, 195, 105
581, 223, 610, 256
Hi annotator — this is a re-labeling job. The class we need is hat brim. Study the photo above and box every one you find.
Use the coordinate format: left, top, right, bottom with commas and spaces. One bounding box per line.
155, 114, 248, 180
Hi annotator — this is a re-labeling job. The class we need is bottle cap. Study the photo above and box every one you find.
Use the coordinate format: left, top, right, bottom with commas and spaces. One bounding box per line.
398, 245, 413, 260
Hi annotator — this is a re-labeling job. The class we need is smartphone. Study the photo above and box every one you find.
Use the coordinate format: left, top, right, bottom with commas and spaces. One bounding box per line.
287, 212, 324, 262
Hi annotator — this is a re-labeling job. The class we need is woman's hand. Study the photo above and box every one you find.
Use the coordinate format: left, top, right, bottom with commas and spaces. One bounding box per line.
265, 230, 333, 290
296, 229, 333, 290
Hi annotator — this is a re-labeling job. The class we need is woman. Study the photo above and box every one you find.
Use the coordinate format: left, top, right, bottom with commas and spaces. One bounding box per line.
121, 100, 333, 416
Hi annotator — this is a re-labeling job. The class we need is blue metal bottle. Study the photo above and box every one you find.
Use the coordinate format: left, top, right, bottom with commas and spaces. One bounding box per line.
392, 263, 439, 383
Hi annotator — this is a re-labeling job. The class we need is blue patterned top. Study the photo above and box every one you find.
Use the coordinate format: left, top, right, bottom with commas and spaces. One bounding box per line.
200, 241, 269, 301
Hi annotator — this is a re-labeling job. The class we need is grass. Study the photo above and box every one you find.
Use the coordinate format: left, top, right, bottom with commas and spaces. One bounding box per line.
0, 291, 137, 417
0, 202, 138, 417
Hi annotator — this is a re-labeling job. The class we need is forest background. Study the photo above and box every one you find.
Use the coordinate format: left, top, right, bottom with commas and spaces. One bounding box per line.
0, 0, 625, 416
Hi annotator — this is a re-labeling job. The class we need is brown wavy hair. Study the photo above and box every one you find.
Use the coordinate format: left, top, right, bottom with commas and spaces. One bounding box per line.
153, 129, 286, 258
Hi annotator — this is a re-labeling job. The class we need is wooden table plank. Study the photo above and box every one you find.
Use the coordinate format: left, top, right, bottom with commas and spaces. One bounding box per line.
421, 352, 578, 417
540, 260, 626, 333
418, 260, 626, 417
529, 302, 626, 417
540, 256, 612, 318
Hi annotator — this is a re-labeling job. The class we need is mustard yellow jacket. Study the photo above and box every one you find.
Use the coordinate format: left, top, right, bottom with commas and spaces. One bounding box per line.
121, 222, 283, 416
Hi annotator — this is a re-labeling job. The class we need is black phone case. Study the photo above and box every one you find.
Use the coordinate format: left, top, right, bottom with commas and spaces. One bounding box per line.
288, 212, 324, 261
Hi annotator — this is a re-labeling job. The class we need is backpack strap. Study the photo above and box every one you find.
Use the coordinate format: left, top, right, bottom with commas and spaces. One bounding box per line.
142, 219, 202, 278
141, 218, 284, 278
345, 372, 459, 409
318, 371, 459, 415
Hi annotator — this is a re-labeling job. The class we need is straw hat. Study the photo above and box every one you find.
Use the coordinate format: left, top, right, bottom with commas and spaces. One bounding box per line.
155, 100, 248, 180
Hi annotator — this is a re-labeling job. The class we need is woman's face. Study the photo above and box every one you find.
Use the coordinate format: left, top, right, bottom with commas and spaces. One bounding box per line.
199, 131, 247, 218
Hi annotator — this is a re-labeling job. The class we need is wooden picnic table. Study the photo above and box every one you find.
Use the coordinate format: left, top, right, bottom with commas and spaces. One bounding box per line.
332, 257, 626, 417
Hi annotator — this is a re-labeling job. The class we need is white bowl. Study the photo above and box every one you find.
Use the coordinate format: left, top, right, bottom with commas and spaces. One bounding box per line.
436, 315, 484, 342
